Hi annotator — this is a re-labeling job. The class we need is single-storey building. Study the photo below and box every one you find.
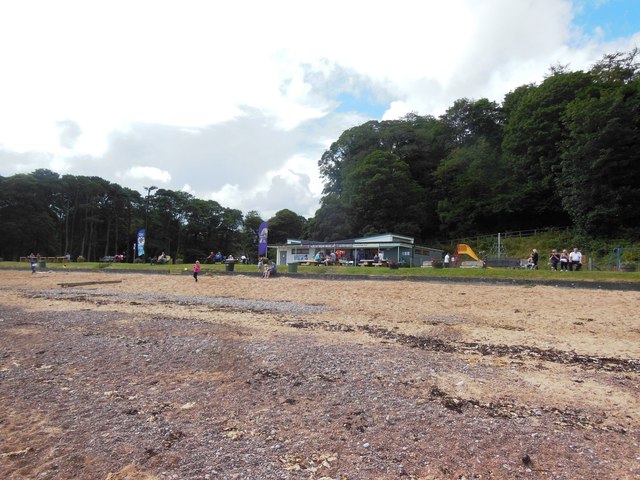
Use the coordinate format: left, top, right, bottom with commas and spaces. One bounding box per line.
268, 233, 442, 267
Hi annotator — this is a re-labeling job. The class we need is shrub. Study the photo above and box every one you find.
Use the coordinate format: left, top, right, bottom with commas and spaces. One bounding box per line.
432, 259, 444, 269
76, 256, 85, 263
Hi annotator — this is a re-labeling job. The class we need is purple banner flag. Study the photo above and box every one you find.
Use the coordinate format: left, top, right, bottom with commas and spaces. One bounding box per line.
137, 228, 146, 256
258, 221, 268, 256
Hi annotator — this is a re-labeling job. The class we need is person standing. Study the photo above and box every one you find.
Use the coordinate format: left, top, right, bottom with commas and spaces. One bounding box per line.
443, 253, 450, 268
193, 260, 201, 282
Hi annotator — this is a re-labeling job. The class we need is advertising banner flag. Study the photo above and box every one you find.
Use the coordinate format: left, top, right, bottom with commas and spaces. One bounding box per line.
137, 229, 146, 257
258, 221, 268, 256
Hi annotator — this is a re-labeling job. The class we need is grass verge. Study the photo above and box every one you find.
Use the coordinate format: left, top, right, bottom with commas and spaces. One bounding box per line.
2, 261, 640, 284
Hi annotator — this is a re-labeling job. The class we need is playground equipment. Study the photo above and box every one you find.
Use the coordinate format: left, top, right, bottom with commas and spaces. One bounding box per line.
453, 244, 484, 268
455, 243, 522, 269
455, 244, 481, 261
609, 247, 640, 272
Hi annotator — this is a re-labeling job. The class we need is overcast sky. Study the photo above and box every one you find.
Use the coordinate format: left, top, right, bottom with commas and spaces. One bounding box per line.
1, 0, 638, 219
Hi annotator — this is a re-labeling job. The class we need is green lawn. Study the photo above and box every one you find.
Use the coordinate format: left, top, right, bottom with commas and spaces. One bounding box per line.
3, 261, 640, 284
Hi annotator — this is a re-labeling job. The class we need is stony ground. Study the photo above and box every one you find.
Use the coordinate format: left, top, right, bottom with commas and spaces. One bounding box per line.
1, 269, 639, 479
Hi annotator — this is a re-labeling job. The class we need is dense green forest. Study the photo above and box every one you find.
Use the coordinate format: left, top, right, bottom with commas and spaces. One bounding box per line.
1, 50, 638, 262
309, 50, 640, 242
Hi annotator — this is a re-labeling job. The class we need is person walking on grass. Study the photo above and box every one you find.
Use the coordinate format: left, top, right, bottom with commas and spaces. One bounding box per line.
193, 260, 201, 282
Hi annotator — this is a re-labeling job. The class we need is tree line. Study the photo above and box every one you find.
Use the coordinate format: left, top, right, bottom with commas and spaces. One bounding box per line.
1, 50, 638, 261
0, 165, 312, 262
308, 50, 640, 242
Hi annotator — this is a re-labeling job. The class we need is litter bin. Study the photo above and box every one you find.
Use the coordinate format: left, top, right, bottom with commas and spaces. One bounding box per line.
39, 260, 47, 269
225, 262, 235, 272
287, 263, 298, 273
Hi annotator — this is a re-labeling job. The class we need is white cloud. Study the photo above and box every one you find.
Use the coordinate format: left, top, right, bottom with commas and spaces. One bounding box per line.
0, 0, 638, 217
383, 101, 415, 121
209, 153, 323, 218
120, 166, 172, 184
181, 184, 196, 195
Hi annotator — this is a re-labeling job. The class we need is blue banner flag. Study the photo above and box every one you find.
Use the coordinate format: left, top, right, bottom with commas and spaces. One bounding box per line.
258, 221, 268, 256
137, 228, 146, 256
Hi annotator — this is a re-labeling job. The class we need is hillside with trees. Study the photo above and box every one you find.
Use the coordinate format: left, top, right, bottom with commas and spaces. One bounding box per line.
1, 50, 638, 262
309, 50, 640, 242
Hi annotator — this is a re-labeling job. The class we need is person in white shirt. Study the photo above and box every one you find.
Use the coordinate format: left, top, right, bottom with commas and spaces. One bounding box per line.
569, 247, 583, 271
444, 253, 450, 268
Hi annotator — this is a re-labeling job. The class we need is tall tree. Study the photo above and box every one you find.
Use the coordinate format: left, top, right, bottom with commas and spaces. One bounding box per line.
501, 70, 593, 225
434, 140, 511, 236
440, 98, 504, 149
0, 173, 59, 258
558, 51, 640, 235
306, 194, 353, 241
153, 189, 192, 258
241, 210, 264, 261
344, 151, 425, 237
268, 209, 307, 245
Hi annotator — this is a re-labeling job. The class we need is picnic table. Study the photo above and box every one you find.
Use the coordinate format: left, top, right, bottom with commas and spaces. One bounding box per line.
297, 259, 346, 266
358, 259, 388, 267
297, 260, 317, 266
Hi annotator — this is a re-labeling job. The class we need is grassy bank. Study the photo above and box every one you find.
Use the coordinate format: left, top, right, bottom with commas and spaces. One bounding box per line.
435, 228, 640, 271
3, 260, 640, 284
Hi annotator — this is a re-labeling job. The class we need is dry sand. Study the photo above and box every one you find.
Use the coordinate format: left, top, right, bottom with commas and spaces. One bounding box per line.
1, 270, 638, 479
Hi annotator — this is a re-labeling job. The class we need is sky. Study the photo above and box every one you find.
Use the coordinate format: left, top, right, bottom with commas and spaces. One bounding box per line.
0, 0, 638, 220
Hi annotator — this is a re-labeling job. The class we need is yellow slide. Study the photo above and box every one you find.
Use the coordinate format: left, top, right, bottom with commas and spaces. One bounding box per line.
455, 244, 480, 262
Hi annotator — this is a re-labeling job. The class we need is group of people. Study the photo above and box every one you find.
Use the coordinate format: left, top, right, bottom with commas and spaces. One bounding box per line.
193, 255, 277, 281
549, 247, 583, 271
314, 251, 338, 266
204, 251, 224, 264
525, 247, 583, 271
204, 251, 248, 264
192, 250, 253, 282
151, 251, 169, 264
258, 256, 277, 278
